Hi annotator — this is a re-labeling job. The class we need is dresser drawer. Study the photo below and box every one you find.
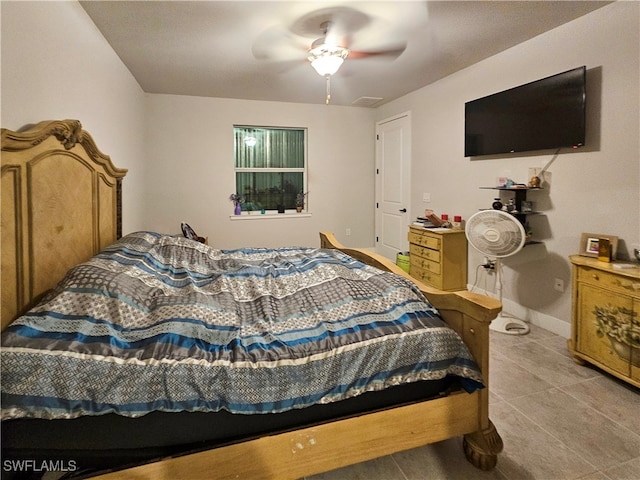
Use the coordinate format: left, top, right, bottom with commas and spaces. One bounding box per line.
409, 243, 441, 263
578, 267, 640, 297
410, 256, 441, 274
408, 232, 440, 250
410, 265, 443, 290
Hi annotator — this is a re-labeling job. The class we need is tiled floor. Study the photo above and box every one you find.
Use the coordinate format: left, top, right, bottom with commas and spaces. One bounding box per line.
307, 325, 640, 480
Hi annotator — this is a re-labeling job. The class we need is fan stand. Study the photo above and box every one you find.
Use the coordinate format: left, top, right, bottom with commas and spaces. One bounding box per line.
489, 259, 530, 335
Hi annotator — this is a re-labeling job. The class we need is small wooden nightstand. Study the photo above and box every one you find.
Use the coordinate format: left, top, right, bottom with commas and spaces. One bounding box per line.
569, 255, 640, 388
407, 226, 467, 291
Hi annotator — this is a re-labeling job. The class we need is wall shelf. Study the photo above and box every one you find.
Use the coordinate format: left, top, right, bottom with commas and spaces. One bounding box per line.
479, 186, 544, 244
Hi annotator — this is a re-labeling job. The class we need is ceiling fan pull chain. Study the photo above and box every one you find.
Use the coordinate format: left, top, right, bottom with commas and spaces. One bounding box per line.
325, 75, 331, 105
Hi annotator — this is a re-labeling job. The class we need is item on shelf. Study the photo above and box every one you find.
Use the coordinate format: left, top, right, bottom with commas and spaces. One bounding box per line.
492, 198, 503, 210
413, 217, 435, 228
452, 216, 463, 230
578, 233, 619, 259
598, 238, 612, 262
529, 176, 541, 188
423, 209, 445, 227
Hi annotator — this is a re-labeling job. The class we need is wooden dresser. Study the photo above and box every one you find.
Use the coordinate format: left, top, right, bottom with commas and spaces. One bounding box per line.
408, 226, 467, 291
569, 255, 640, 388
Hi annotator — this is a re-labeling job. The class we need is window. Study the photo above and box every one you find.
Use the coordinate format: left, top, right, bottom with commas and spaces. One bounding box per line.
233, 126, 307, 212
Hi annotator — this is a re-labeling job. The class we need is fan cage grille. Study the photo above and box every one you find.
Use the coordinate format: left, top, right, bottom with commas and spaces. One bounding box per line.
465, 210, 526, 258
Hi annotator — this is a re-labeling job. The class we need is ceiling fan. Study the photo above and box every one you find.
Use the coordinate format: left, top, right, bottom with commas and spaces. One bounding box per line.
252, 6, 409, 104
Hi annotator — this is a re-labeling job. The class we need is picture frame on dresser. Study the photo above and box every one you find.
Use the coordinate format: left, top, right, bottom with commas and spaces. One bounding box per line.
578, 232, 618, 259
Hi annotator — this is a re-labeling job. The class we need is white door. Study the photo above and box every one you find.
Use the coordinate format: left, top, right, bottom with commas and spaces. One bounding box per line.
375, 112, 411, 260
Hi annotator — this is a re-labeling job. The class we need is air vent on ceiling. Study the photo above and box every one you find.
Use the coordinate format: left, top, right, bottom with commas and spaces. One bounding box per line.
351, 96, 383, 107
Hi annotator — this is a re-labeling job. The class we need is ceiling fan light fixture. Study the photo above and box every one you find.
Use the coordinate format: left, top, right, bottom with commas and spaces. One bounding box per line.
308, 44, 349, 76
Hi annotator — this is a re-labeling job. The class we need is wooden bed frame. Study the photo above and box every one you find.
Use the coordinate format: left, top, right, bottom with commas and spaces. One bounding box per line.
1, 120, 503, 480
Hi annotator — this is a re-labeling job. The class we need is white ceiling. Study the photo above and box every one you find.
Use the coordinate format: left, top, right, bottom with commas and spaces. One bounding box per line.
80, 1, 610, 107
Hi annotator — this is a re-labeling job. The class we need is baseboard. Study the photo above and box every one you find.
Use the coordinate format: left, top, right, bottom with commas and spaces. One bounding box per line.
467, 286, 571, 338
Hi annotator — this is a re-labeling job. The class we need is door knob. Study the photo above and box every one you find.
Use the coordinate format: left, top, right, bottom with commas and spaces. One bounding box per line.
399, 208, 407, 213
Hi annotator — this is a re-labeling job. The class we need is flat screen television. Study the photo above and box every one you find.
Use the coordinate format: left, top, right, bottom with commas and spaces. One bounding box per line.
465, 66, 586, 157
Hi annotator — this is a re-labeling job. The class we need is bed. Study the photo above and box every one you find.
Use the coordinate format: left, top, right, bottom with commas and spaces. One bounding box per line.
1, 120, 503, 480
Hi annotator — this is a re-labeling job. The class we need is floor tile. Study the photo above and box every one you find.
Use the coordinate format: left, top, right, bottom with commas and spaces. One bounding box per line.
490, 401, 597, 479
537, 334, 574, 359
508, 388, 640, 470
577, 472, 613, 480
561, 376, 640, 434
392, 438, 507, 480
602, 456, 640, 480
489, 350, 554, 400
306, 454, 405, 480
498, 339, 600, 387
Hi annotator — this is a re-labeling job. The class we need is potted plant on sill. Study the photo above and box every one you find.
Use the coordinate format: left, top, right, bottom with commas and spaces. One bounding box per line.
229, 193, 245, 215
295, 192, 308, 213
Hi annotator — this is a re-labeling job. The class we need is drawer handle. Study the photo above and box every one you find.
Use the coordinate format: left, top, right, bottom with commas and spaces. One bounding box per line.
592, 274, 599, 280
613, 279, 639, 291
469, 328, 475, 335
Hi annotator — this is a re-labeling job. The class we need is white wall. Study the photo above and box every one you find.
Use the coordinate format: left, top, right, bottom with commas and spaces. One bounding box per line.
375, 2, 640, 336
0, 1, 147, 233
144, 94, 376, 249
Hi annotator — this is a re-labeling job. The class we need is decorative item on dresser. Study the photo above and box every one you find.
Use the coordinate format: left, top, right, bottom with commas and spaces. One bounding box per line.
578, 232, 619, 259
408, 226, 468, 291
568, 255, 640, 388
1, 120, 504, 480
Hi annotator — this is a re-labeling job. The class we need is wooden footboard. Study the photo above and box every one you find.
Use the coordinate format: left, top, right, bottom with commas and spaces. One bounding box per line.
94, 391, 482, 480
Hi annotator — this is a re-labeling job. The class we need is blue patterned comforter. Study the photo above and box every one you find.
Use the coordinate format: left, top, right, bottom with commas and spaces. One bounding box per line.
1, 232, 483, 420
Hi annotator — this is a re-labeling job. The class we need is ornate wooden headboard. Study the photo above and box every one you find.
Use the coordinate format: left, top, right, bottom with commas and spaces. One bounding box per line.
1, 120, 127, 330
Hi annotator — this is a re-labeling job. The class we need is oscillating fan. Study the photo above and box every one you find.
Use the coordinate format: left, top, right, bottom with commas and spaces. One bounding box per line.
465, 210, 530, 335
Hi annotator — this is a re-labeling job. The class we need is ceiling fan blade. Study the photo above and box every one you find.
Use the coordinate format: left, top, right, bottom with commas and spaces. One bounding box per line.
290, 6, 370, 40
252, 25, 308, 62
348, 44, 407, 60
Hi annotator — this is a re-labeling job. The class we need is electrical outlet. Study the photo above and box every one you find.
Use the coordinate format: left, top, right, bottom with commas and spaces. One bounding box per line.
554, 278, 564, 293
422, 193, 431, 203
346, 228, 351, 236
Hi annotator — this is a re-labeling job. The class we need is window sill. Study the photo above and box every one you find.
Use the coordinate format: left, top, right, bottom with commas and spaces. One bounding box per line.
229, 212, 312, 220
